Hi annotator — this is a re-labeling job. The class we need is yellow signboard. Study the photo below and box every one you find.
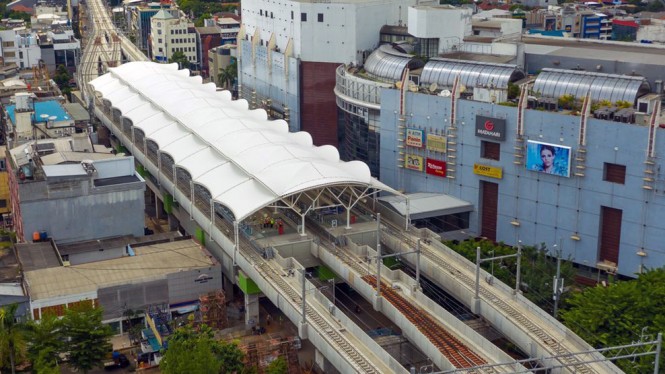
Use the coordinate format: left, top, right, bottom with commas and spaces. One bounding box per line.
405, 154, 424, 171
473, 163, 503, 179
427, 134, 447, 153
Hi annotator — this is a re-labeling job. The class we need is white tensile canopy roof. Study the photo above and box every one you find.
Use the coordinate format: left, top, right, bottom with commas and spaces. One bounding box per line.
90, 62, 399, 221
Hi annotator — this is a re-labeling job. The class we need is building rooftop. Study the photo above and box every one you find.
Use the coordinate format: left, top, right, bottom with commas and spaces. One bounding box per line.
523, 35, 665, 66
6, 99, 70, 125
24, 239, 216, 300
55, 232, 181, 256
62, 103, 90, 122
16, 242, 61, 272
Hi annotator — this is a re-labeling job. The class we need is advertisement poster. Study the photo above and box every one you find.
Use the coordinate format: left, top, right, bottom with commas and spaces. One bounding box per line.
426, 134, 447, 153
405, 154, 424, 171
473, 163, 503, 179
406, 128, 424, 148
425, 158, 446, 178
525, 140, 571, 177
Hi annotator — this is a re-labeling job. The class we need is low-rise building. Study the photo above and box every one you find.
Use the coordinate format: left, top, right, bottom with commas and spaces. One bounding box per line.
18, 235, 221, 331
150, 9, 197, 66
7, 137, 145, 243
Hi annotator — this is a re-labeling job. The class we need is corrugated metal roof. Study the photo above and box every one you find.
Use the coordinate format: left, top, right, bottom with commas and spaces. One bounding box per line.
421, 58, 524, 89
532, 68, 650, 102
25, 240, 215, 301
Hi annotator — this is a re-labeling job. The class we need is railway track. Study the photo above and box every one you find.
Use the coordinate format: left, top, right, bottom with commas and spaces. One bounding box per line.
380, 221, 595, 374
212, 219, 380, 374
305, 218, 496, 372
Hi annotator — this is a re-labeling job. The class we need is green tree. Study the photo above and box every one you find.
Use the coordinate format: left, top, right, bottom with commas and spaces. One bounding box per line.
265, 356, 288, 374
0, 304, 26, 374
161, 324, 245, 374
444, 240, 575, 313
217, 60, 237, 89
25, 313, 63, 368
615, 100, 633, 109
561, 268, 665, 373
168, 51, 191, 70
507, 82, 520, 100
61, 304, 113, 374
32, 348, 60, 374
558, 93, 576, 110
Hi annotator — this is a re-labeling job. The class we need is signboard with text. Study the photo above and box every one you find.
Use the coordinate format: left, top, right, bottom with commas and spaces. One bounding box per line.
473, 163, 503, 179
426, 134, 447, 153
475, 116, 506, 141
405, 154, 424, 171
425, 158, 446, 178
406, 128, 424, 148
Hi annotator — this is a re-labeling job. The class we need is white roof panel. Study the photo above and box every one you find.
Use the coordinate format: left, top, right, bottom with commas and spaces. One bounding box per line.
90, 61, 399, 220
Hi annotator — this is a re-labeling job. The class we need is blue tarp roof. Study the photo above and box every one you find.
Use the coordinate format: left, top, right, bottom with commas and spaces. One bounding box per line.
6, 100, 71, 124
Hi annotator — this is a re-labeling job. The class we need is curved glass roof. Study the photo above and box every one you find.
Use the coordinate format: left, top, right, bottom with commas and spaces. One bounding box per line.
420, 58, 524, 89
90, 62, 398, 221
533, 68, 650, 103
364, 44, 424, 82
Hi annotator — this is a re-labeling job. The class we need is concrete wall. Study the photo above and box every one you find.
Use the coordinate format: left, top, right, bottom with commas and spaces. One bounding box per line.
379, 88, 665, 277
408, 6, 472, 48
241, 0, 413, 63
238, 40, 300, 132
166, 264, 224, 304
21, 186, 145, 244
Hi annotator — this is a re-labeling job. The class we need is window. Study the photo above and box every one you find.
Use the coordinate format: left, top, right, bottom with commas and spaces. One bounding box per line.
260, 9, 263, 16
158, 48, 163, 52
481, 141, 500, 161
301, 12, 307, 22
318, 13, 324, 22
291, 11, 294, 19
158, 38, 162, 43
157, 29, 162, 35
271, 12, 273, 19
171, 30, 174, 34
604, 163, 626, 184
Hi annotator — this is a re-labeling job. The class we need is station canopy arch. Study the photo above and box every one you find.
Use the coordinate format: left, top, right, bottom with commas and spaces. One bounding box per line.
90, 62, 401, 223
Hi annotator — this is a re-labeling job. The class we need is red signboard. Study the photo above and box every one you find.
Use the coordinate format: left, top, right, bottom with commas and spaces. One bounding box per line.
425, 158, 446, 178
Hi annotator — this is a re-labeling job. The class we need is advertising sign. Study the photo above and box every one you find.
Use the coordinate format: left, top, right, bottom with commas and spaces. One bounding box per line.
473, 163, 503, 179
406, 128, 424, 148
475, 116, 506, 141
426, 134, 447, 153
525, 140, 571, 178
405, 154, 424, 171
425, 158, 446, 178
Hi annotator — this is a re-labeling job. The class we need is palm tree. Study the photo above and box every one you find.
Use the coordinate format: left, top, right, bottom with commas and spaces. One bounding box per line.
217, 61, 237, 89
0, 304, 25, 374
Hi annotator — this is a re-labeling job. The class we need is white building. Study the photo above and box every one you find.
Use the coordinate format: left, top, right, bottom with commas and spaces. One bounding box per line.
0, 28, 41, 69
637, 19, 665, 44
408, 5, 473, 54
150, 9, 198, 65
239, 0, 416, 147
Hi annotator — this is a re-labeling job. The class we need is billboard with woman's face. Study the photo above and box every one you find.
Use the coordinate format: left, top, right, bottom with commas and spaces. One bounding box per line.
525, 140, 572, 177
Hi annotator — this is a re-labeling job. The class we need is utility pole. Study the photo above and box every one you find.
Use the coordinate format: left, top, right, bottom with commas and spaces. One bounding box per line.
301, 269, 306, 325
514, 240, 522, 295
329, 278, 336, 312
553, 244, 564, 319
376, 213, 381, 298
